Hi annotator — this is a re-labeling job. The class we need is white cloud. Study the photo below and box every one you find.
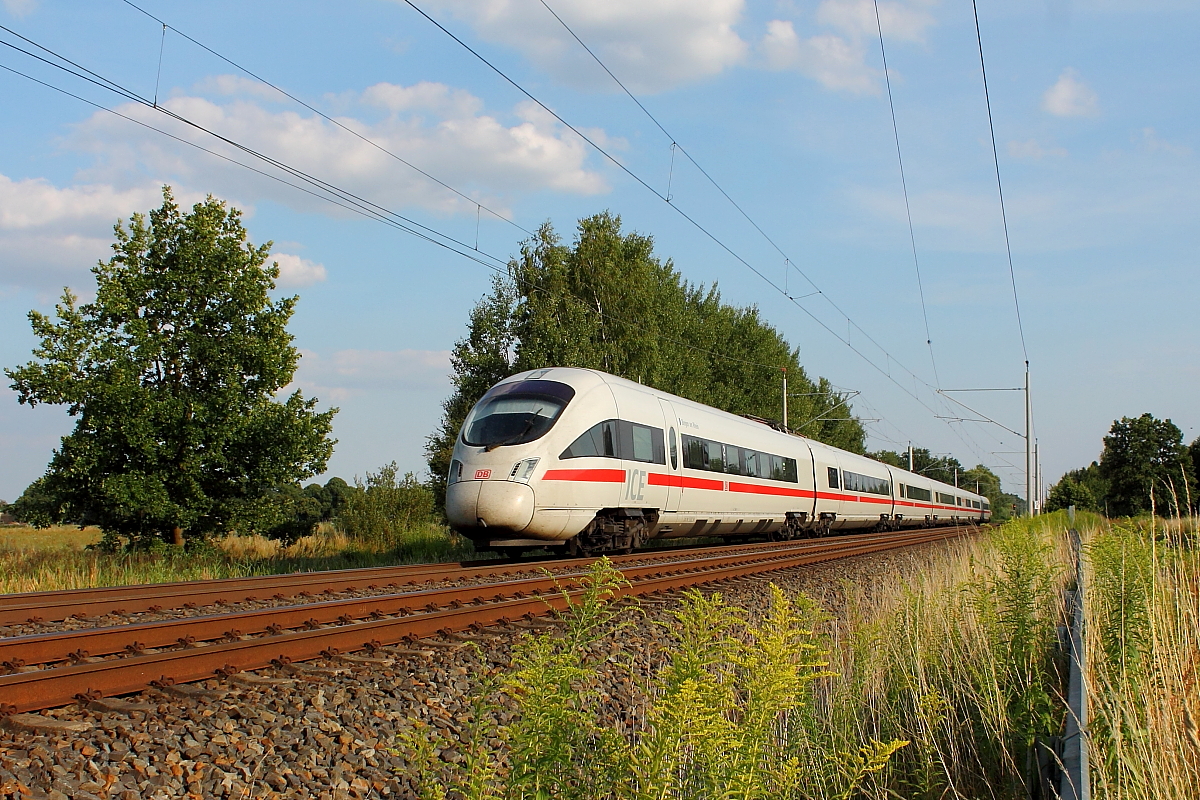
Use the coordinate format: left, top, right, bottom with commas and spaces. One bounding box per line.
2, 0, 37, 17
289, 348, 452, 401
269, 253, 327, 288
1007, 139, 1068, 160
69, 78, 609, 218
0, 175, 203, 291
816, 0, 935, 43
420, 0, 748, 93
1136, 127, 1191, 157
760, 0, 935, 94
1041, 69, 1099, 117
762, 20, 877, 94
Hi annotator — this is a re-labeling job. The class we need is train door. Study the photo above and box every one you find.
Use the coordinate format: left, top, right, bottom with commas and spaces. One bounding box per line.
657, 398, 682, 515
811, 446, 844, 528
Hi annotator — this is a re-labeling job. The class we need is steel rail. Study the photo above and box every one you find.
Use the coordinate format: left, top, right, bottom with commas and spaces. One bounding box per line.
0, 531, 932, 669
0, 526, 976, 714
0, 538, 811, 626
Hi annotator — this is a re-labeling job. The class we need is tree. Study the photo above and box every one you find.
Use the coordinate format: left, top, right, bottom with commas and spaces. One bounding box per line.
1190, 436, 1200, 513
426, 213, 865, 509
6, 477, 59, 527
1044, 477, 1097, 514
5, 188, 336, 548
868, 447, 965, 486
1044, 463, 1106, 514
1098, 413, 1194, 517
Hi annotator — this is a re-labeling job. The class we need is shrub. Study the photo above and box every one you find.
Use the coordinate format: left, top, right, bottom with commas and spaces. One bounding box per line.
336, 462, 436, 548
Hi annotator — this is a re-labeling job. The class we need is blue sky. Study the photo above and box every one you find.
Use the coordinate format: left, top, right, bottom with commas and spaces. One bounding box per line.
1, 0, 1196, 503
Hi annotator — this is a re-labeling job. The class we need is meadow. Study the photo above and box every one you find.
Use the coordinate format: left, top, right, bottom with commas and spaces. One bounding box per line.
0, 521, 477, 595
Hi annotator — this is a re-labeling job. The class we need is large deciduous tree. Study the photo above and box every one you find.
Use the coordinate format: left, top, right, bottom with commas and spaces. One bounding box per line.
5, 188, 336, 548
1098, 413, 1194, 517
427, 212, 865, 509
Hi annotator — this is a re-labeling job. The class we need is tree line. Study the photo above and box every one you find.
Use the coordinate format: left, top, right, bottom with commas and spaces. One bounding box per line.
8, 192, 1008, 549
1045, 413, 1198, 517
868, 447, 1022, 521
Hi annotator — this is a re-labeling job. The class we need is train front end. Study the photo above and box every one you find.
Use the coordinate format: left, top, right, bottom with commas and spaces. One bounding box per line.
445, 369, 609, 551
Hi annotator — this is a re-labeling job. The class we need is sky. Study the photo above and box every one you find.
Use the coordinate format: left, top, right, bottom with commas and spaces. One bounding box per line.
1, 0, 1196, 504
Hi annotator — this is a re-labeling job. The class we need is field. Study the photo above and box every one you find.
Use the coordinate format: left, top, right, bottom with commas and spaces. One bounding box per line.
0, 522, 478, 595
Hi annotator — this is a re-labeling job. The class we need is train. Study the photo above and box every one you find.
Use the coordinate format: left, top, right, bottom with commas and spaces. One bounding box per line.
446, 368, 990, 555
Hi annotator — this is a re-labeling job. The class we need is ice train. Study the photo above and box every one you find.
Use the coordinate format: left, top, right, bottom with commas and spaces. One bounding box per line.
446, 368, 990, 554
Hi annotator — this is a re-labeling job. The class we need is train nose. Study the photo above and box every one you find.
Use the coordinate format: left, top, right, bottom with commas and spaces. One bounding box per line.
446, 479, 535, 532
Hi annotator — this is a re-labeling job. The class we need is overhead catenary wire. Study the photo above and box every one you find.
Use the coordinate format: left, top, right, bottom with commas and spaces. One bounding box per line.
870, 0, 941, 389
399, 0, 987, 434
3, 11, 1018, 482
969, 0, 1029, 366
526, 0, 1018, 476
0, 34, 788, 375
120, 0, 534, 239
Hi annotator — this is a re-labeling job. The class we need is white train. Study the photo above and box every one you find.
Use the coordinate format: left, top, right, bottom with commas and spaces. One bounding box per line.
446, 368, 990, 554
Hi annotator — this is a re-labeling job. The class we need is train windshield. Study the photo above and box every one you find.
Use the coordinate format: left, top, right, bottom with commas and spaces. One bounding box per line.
461, 379, 576, 449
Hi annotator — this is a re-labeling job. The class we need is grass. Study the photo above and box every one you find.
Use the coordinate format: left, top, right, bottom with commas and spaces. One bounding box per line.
806, 512, 1083, 799
1086, 516, 1200, 799
401, 513, 1163, 799
0, 524, 102, 552
0, 521, 480, 595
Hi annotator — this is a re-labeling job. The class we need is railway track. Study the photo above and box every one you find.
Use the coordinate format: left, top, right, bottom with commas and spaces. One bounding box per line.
0, 526, 978, 717
0, 539, 817, 627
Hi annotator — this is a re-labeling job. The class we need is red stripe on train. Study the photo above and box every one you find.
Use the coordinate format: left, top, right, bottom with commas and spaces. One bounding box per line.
542, 468, 627, 483
728, 482, 812, 498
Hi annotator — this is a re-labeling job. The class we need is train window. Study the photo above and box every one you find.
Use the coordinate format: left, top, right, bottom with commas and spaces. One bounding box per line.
620, 421, 665, 464
842, 470, 890, 496
781, 458, 798, 483
726, 446, 745, 475
563, 420, 664, 464
906, 485, 931, 502
669, 428, 678, 470
936, 492, 955, 505
462, 380, 575, 448
827, 466, 839, 488
707, 440, 725, 473
679, 434, 795, 482
683, 435, 706, 470
560, 420, 616, 459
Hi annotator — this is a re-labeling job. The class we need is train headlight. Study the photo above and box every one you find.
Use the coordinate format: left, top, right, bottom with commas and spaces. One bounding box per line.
510, 457, 539, 483
448, 459, 463, 484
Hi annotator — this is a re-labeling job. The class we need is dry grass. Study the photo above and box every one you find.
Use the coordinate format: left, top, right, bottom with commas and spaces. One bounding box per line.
1087, 516, 1200, 799
811, 513, 1086, 799
0, 524, 102, 552
0, 521, 480, 595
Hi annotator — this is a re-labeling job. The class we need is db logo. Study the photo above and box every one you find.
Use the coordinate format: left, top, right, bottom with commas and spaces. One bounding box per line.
474, 469, 492, 480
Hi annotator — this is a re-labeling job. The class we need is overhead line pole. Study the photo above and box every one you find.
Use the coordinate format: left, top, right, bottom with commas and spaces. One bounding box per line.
1026, 368, 1033, 517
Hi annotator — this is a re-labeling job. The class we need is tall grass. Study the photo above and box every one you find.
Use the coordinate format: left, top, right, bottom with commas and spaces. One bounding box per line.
796, 513, 1086, 799
1087, 517, 1200, 799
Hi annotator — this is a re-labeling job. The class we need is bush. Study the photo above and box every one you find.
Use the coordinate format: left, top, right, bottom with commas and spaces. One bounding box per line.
336, 462, 436, 548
